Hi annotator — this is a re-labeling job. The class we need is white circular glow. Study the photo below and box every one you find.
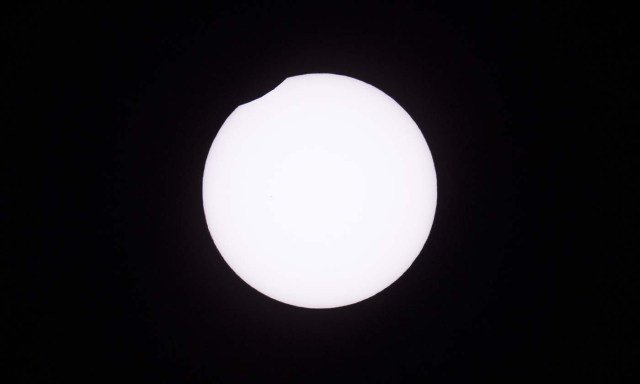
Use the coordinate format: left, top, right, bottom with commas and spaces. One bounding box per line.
203, 74, 437, 308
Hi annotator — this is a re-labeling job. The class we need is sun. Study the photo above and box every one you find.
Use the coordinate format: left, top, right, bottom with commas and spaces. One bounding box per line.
203, 73, 437, 308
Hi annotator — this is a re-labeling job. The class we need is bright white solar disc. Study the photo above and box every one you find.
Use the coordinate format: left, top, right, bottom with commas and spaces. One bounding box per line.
203, 73, 437, 308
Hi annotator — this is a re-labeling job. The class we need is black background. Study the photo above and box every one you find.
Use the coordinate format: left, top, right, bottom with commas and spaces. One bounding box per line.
4, 1, 635, 382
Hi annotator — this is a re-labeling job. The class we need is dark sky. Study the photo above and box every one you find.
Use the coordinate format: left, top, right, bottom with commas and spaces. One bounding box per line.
4, 1, 634, 382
